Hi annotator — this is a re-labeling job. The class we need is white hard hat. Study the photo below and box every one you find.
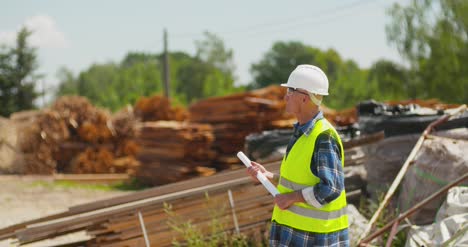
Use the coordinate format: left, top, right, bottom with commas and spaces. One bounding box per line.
281, 64, 329, 95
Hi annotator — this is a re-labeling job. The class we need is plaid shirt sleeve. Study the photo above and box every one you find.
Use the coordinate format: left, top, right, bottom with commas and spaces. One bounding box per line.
309, 131, 345, 205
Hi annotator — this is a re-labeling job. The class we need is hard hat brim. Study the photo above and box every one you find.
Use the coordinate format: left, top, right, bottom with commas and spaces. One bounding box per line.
280, 83, 329, 96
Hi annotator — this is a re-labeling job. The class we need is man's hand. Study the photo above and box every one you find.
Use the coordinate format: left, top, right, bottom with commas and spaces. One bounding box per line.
246, 161, 275, 183
274, 191, 305, 210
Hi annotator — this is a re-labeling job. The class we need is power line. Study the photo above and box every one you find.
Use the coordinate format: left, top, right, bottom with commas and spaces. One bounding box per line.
171, 0, 377, 39
143, 0, 382, 53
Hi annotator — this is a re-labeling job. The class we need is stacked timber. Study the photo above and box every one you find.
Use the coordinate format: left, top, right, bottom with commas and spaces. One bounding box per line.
87, 182, 271, 247
134, 94, 188, 122
11, 96, 139, 175
189, 85, 359, 167
0, 162, 280, 247
135, 121, 216, 185
189, 86, 294, 167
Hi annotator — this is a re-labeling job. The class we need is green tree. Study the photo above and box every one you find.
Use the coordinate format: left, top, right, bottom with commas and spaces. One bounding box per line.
55, 38, 241, 110
367, 59, 409, 101
249, 41, 368, 109
386, 0, 468, 103
0, 27, 41, 117
56, 67, 77, 95
56, 54, 162, 111
249, 41, 322, 89
175, 32, 239, 104
195, 31, 236, 82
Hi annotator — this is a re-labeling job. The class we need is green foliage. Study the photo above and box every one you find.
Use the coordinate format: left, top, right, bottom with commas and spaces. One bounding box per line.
30, 180, 112, 191
29, 177, 150, 191
249, 41, 320, 89
56, 53, 162, 111
358, 195, 407, 246
164, 194, 252, 247
176, 32, 238, 104
366, 59, 410, 101
386, 0, 468, 104
249, 41, 368, 109
0, 27, 41, 116
55, 32, 241, 110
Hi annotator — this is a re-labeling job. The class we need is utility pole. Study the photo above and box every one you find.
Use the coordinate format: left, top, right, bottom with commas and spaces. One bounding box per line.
162, 29, 170, 99
41, 79, 45, 107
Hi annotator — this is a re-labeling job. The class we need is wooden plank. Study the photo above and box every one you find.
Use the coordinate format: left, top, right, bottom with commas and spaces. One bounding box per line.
71, 161, 279, 213
13, 177, 256, 244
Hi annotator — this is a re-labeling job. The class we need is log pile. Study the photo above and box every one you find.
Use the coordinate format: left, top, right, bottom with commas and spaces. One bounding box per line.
135, 121, 216, 185
13, 110, 70, 174
189, 86, 294, 167
134, 94, 188, 122
11, 96, 139, 175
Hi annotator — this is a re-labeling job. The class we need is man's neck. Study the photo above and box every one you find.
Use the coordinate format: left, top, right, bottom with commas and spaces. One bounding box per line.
297, 108, 320, 125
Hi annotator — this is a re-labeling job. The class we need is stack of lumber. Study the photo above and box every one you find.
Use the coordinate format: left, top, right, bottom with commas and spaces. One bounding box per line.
134, 94, 188, 122
0, 162, 280, 246
135, 121, 216, 185
189, 86, 294, 166
11, 96, 139, 175
189, 85, 361, 167
86, 179, 272, 246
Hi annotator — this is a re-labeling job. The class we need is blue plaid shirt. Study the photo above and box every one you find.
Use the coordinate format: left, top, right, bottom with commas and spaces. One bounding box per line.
271, 111, 349, 246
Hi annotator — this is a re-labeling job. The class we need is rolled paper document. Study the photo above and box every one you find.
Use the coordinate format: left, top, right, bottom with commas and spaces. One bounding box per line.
237, 151, 279, 196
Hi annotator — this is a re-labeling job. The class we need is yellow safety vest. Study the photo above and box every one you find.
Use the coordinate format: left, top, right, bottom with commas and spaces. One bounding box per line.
271, 118, 348, 233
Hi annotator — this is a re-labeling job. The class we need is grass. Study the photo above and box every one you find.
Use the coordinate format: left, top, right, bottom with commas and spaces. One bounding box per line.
359, 194, 408, 246
29, 177, 150, 191
164, 193, 268, 247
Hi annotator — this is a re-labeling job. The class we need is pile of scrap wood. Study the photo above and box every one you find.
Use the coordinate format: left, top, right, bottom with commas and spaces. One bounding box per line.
135, 121, 216, 185
134, 94, 188, 122
11, 96, 139, 175
189, 86, 294, 166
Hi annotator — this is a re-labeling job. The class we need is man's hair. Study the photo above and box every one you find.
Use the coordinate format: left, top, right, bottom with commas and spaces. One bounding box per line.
308, 93, 323, 106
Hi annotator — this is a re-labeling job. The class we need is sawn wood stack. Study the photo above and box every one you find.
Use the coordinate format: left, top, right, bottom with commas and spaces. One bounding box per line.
135, 121, 216, 185
189, 86, 295, 167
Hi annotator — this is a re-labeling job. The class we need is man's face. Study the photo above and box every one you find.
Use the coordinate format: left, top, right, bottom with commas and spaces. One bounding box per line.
284, 87, 309, 114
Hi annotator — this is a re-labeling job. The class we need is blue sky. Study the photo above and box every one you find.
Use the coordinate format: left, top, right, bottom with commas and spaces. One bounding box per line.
1, 0, 409, 105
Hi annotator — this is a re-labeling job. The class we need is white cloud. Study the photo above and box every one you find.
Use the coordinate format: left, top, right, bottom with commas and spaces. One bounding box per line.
0, 15, 69, 48
0, 31, 16, 46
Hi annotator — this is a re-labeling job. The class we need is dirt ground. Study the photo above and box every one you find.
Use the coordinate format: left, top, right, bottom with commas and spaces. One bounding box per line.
0, 176, 130, 247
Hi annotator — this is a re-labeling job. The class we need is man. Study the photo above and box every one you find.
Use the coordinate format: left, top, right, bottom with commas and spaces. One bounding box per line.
247, 64, 349, 246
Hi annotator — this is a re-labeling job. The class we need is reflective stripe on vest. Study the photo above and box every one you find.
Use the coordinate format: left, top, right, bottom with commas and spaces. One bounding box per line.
279, 177, 348, 220
271, 118, 348, 233
287, 205, 348, 220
